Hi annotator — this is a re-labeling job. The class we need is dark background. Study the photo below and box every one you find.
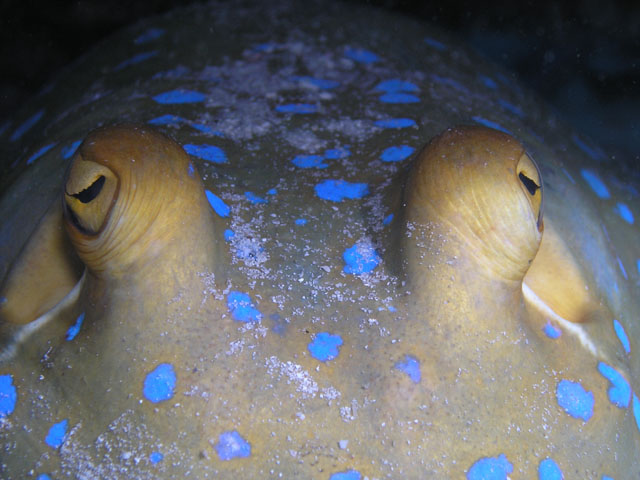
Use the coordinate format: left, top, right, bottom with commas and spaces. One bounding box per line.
1, 0, 638, 164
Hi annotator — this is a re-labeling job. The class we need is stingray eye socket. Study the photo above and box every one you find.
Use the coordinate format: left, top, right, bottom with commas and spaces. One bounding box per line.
64, 160, 118, 235
516, 152, 543, 230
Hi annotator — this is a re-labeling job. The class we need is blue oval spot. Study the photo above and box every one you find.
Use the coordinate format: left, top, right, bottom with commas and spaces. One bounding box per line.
275, 103, 318, 114
205, 190, 230, 217
65, 312, 85, 341
37, 475, 52, 480
330, 470, 362, 480
152, 90, 206, 104
245, 191, 267, 204
383, 213, 394, 226
61, 140, 82, 159
633, 393, 640, 433
343, 241, 381, 274
543, 322, 562, 339
183, 144, 227, 163
27, 143, 56, 165
580, 169, 610, 199
614, 202, 634, 224
379, 93, 420, 104
308, 332, 343, 362
143, 363, 176, 403
292, 154, 328, 169
149, 451, 164, 464
556, 379, 594, 421
424, 37, 446, 51
189, 122, 223, 136
148, 114, 185, 126
114, 51, 158, 71
431, 75, 467, 92
0, 375, 17, 418
602, 476, 615, 480
613, 319, 630, 354
315, 179, 369, 202
480, 75, 498, 89
572, 134, 603, 161
267, 188, 277, 195
11, 110, 44, 142
617, 257, 628, 280
344, 47, 379, 64
471, 116, 512, 135
134, 27, 165, 44
467, 454, 513, 480
292, 76, 340, 90
216, 430, 251, 460
45, 419, 68, 448
395, 355, 421, 383
597, 362, 631, 408
381, 145, 414, 163
497, 99, 525, 118
375, 118, 416, 129
324, 147, 351, 159
375, 79, 419, 93
538, 458, 563, 480
224, 229, 235, 241
227, 291, 262, 323
295, 218, 307, 225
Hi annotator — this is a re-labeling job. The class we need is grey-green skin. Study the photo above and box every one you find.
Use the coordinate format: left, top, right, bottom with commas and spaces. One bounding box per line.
0, 1, 638, 478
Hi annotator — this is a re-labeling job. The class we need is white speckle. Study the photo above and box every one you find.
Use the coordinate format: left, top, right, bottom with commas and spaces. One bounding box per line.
339, 439, 349, 449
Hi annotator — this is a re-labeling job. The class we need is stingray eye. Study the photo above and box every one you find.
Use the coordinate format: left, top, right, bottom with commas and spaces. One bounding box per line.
516, 152, 543, 230
64, 159, 118, 235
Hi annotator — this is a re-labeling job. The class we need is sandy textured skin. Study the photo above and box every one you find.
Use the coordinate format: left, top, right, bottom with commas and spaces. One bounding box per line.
0, 1, 638, 478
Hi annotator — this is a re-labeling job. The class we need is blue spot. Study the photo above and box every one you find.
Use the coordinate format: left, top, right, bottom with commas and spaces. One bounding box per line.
36, 475, 52, 480
556, 379, 594, 421
65, 312, 85, 341
26, 143, 56, 165
597, 362, 631, 408
431, 75, 467, 92
292, 154, 328, 169
344, 47, 379, 64
227, 291, 262, 323
613, 319, 630, 353
295, 218, 307, 225
561, 168, 576, 184
375, 118, 416, 129
189, 122, 223, 135
343, 241, 381, 274
614, 203, 634, 224
480, 75, 498, 89
308, 332, 343, 362
148, 114, 184, 126
471, 116, 512, 135
45, 419, 68, 448
267, 188, 277, 195
183, 144, 227, 163
381, 145, 414, 162
143, 363, 176, 403
330, 470, 362, 480
215, 430, 251, 460
602, 477, 615, 480
0, 375, 17, 418
324, 147, 350, 159
395, 355, 421, 383
498, 99, 525, 118
383, 213, 394, 226
379, 93, 420, 103
572, 134, 603, 161
61, 140, 82, 159
205, 190, 230, 217
538, 458, 563, 480
275, 103, 318, 114
245, 191, 267, 204
11, 110, 44, 141
152, 89, 206, 104
543, 322, 562, 339
375, 79, 419, 93
580, 169, 610, 199
114, 51, 157, 71
637, 258, 640, 275
292, 76, 340, 90
253, 42, 275, 52
467, 454, 513, 480
149, 451, 164, 464
187, 163, 195, 177
315, 179, 369, 202
424, 37, 446, 51
224, 229, 235, 241
633, 393, 640, 433
617, 257, 628, 280
134, 27, 165, 44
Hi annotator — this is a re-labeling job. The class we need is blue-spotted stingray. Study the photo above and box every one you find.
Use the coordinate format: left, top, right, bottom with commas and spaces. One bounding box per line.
0, 1, 638, 478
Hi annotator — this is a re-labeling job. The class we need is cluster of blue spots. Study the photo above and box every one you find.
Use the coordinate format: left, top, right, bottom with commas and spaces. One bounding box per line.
149, 451, 164, 464
538, 458, 563, 480
543, 322, 562, 339
65, 312, 85, 341
134, 27, 165, 44
315, 179, 369, 202
395, 355, 421, 383
572, 134, 604, 161
224, 229, 235, 241
480, 75, 498, 89
308, 332, 343, 362
45, 419, 68, 449
227, 291, 262, 323
275, 103, 318, 114
183, 144, 227, 163
423, 37, 446, 51
613, 319, 630, 354
374, 118, 416, 129
114, 51, 158, 71
330, 470, 362, 480
471, 116, 512, 135
143, 363, 176, 403
291, 76, 340, 90
149, 114, 223, 136
556, 379, 594, 421
152, 89, 206, 104
10, 109, 44, 142
215, 430, 251, 460
383, 213, 394, 225
614, 202, 634, 224
633, 394, 640, 432
580, 169, 610, 199
617, 257, 628, 280
245, 191, 267, 204
205, 190, 230, 217
61, 140, 82, 159
292, 154, 328, 169
467, 454, 513, 480
380, 145, 414, 162
344, 47, 379, 64
343, 241, 381, 274
0, 374, 17, 417
26, 143, 56, 165
295, 218, 307, 226
597, 362, 631, 408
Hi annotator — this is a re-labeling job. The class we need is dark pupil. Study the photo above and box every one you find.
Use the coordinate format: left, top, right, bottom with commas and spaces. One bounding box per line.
72, 175, 105, 203
519, 172, 540, 196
